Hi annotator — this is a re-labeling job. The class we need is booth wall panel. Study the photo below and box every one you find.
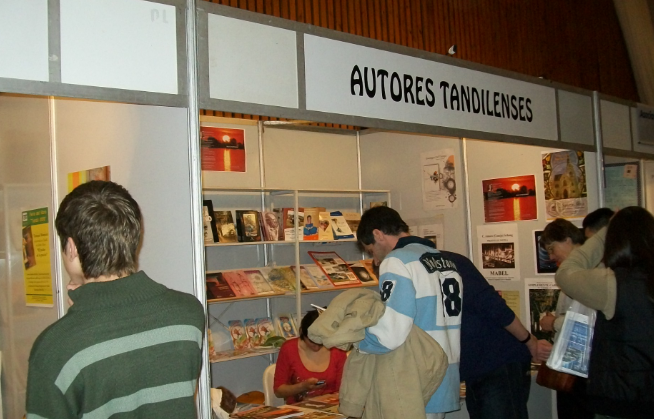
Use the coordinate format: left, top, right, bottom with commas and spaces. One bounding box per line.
54, 99, 194, 294
0, 94, 58, 419
359, 132, 468, 257
632, 107, 654, 155
558, 91, 594, 146
601, 100, 632, 151
205, 0, 639, 102
0, 1, 49, 82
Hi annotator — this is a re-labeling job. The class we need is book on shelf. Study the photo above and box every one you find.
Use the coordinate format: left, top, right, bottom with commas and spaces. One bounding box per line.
370, 201, 388, 208
341, 212, 361, 238
203, 200, 218, 243
213, 210, 238, 243
282, 208, 304, 241
360, 259, 380, 282
328, 211, 355, 240
232, 405, 304, 419
228, 320, 250, 350
291, 265, 319, 290
261, 210, 280, 241
236, 210, 262, 242
308, 251, 360, 286
206, 273, 236, 299
276, 314, 298, 339
259, 266, 296, 294
223, 270, 257, 297
304, 265, 336, 289
318, 212, 334, 241
243, 269, 276, 295
256, 317, 277, 344
302, 207, 324, 241
244, 318, 263, 347
348, 262, 378, 284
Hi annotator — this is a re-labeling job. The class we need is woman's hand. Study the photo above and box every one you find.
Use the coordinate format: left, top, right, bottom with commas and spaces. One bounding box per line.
301, 377, 326, 391
539, 312, 556, 332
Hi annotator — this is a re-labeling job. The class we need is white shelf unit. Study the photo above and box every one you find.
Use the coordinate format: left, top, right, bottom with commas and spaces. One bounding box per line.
203, 186, 390, 367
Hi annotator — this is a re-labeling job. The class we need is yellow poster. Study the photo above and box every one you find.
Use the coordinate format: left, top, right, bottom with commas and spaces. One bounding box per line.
497, 290, 521, 318
22, 207, 54, 306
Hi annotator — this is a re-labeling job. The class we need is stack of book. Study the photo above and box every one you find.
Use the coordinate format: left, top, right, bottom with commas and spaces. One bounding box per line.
202, 204, 362, 243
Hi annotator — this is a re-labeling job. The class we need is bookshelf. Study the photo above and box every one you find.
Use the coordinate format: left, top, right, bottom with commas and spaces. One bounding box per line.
203, 186, 390, 364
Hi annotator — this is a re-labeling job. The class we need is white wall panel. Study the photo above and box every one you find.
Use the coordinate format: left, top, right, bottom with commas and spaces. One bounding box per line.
208, 15, 298, 108
0, 0, 49, 81
359, 132, 468, 256
559, 90, 594, 146
601, 100, 631, 150
60, 0, 178, 93
54, 99, 193, 293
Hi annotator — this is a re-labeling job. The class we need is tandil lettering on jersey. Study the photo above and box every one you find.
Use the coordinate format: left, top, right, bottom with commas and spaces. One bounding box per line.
420, 253, 458, 273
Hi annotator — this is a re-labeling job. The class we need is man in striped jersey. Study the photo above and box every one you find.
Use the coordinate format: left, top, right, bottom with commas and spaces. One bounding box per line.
26, 181, 205, 419
356, 206, 550, 419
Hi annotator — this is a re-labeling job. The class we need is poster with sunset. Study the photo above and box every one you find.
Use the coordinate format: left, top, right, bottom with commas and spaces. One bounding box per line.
200, 126, 246, 172
482, 174, 537, 223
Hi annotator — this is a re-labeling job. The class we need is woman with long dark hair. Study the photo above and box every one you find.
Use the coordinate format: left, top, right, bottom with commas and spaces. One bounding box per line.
555, 206, 654, 419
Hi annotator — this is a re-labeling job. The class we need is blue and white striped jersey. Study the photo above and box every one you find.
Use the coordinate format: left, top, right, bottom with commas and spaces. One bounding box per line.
359, 236, 463, 414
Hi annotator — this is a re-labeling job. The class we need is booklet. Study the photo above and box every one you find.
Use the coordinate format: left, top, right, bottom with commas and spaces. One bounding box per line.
308, 251, 360, 286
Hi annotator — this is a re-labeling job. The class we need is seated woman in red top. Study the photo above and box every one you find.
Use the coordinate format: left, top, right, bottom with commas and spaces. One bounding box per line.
273, 310, 347, 404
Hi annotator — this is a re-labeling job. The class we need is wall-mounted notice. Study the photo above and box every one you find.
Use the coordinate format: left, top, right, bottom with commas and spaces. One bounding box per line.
497, 290, 521, 318
200, 126, 246, 172
421, 149, 457, 210
525, 278, 560, 343
68, 165, 111, 192
304, 35, 558, 140
22, 208, 53, 307
477, 223, 519, 281
604, 162, 641, 210
542, 150, 587, 219
482, 174, 537, 223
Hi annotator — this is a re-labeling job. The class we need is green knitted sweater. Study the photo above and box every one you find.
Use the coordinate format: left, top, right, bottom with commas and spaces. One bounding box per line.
26, 271, 205, 419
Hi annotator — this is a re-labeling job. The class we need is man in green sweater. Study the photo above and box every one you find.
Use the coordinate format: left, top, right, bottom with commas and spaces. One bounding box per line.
26, 181, 206, 419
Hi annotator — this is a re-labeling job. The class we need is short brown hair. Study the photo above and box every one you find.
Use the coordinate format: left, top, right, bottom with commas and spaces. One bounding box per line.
539, 218, 584, 250
55, 181, 142, 278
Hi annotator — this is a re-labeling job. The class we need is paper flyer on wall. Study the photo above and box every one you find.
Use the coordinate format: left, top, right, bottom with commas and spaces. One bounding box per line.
421, 148, 457, 210
497, 290, 521, 318
477, 223, 519, 281
525, 277, 560, 343
407, 215, 445, 249
200, 126, 246, 172
542, 150, 587, 219
482, 174, 537, 223
22, 208, 54, 307
604, 162, 641, 210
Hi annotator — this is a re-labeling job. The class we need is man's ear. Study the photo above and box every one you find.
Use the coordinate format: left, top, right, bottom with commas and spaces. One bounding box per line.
65, 237, 79, 259
372, 229, 385, 243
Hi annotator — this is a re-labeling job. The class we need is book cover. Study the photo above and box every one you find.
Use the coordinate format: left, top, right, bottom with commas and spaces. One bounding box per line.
256, 317, 277, 344
236, 210, 262, 242
206, 272, 236, 299
349, 262, 377, 284
328, 211, 355, 240
223, 270, 257, 297
305, 265, 335, 289
292, 399, 340, 414
244, 318, 263, 347
259, 267, 296, 293
282, 208, 304, 241
276, 314, 298, 339
213, 210, 238, 243
232, 405, 303, 419
261, 210, 280, 241
228, 320, 250, 350
302, 207, 324, 240
243, 269, 275, 295
360, 259, 380, 283
341, 212, 361, 238
203, 200, 218, 243
277, 266, 304, 290
308, 251, 360, 286
318, 212, 334, 241
291, 265, 319, 290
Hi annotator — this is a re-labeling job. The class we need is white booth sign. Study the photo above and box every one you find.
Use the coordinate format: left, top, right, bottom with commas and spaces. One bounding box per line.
305, 35, 558, 141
